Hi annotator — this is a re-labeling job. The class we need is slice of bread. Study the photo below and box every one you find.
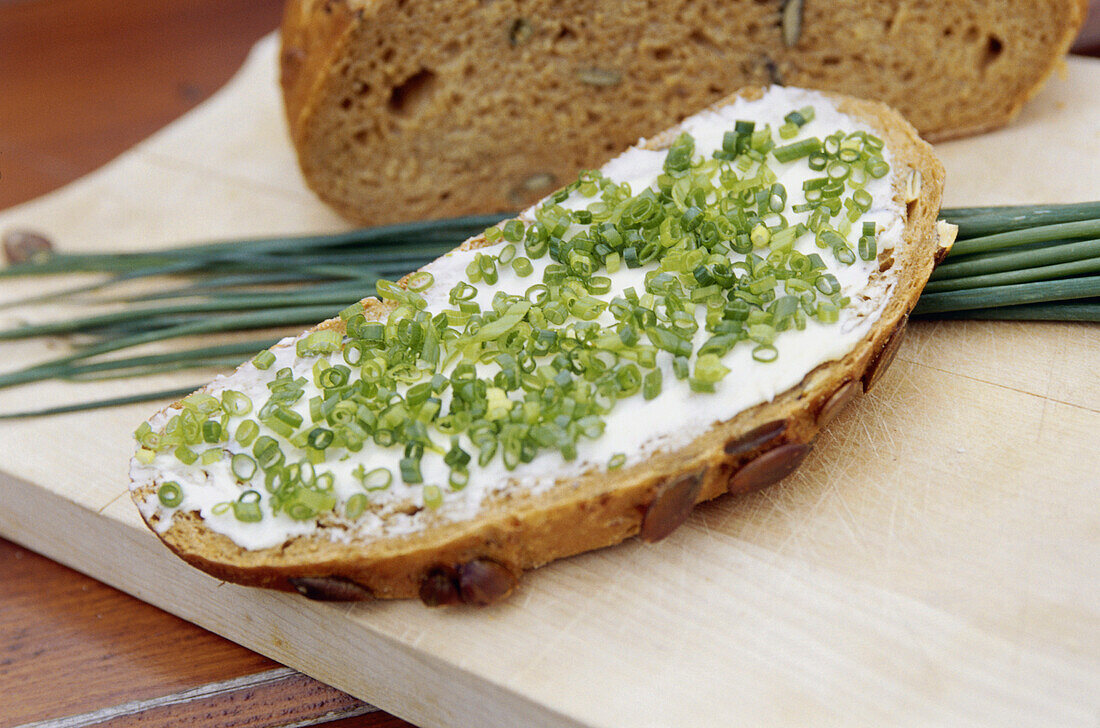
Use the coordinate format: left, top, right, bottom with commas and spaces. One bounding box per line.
130, 86, 953, 606
279, 0, 1084, 226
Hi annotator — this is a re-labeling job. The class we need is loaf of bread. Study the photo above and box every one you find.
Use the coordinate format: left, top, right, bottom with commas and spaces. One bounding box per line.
279, 0, 1084, 226
131, 86, 953, 606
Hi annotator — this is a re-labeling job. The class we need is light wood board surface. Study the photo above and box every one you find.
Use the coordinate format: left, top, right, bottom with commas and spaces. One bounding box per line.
0, 36, 1097, 728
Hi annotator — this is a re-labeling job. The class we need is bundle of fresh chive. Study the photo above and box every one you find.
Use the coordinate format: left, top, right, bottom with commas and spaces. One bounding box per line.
914, 201, 1100, 320
0, 215, 502, 417
0, 202, 1095, 418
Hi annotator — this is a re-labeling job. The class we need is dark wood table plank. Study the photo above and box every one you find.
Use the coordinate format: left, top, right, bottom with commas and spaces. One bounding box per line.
0, 537, 415, 728
0, 0, 282, 210
0, 538, 275, 724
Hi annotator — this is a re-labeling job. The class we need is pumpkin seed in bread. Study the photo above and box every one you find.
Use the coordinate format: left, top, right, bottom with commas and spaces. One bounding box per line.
130, 86, 953, 606
280, 0, 1084, 226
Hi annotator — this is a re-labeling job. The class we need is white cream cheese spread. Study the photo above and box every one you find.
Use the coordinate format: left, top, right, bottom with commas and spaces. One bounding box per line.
131, 87, 903, 550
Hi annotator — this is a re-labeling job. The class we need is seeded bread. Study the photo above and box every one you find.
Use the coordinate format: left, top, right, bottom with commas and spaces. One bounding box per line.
131, 87, 951, 606
279, 0, 1082, 227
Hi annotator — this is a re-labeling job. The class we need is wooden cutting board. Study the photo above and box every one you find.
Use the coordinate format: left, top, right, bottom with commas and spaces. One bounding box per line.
1, 35, 1097, 727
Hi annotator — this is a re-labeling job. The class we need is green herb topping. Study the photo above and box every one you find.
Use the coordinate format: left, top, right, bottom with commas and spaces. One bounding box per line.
137, 108, 890, 523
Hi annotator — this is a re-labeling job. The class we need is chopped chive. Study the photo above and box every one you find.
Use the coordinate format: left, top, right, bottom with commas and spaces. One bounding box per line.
355, 466, 392, 491
406, 271, 435, 291
772, 137, 821, 163
423, 485, 443, 509
157, 482, 183, 507
231, 453, 257, 480
297, 329, 343, 357
252, 350, 276, 370
232, 491, 263, 522
235, 420, 260, 446
173, 445, 197, 466
345, 493, 368, 519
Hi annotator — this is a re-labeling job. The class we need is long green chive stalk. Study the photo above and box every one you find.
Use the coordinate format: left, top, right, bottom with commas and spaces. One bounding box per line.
922, 258, 1100, 294
948, 219, 1100, 257
0, 203, 1096, 417
0, 304, 343, 390
939, 201, 1100, 238
0, 216, 500, 413
915, 301, 1100, 322
914, 276, 1100, 314
915, 202, 1100, 320
928, 239, 1100, 281
36, 340, 278, 382
0, 215, 504, 278
0, 385, 201, 420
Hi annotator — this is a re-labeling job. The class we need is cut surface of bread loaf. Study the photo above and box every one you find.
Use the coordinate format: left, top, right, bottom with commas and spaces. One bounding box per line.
279, 0, 1084, 226
131, 86, 952, 606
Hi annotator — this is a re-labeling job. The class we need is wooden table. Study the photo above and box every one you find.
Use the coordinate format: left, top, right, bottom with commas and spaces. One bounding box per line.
0, 2, 408, 726
2, 2, 1097, 727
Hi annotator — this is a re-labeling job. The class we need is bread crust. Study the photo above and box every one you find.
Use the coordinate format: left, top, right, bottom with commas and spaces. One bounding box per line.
278, 0, 1084, 226
131, 87, 952, 605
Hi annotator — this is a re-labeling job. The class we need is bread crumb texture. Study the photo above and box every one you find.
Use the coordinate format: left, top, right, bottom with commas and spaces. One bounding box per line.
280, 0, 1084, 225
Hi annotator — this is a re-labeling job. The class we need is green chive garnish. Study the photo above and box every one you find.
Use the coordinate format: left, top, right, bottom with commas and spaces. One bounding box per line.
345, 493, 368, 519
157, 482, 183, 507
